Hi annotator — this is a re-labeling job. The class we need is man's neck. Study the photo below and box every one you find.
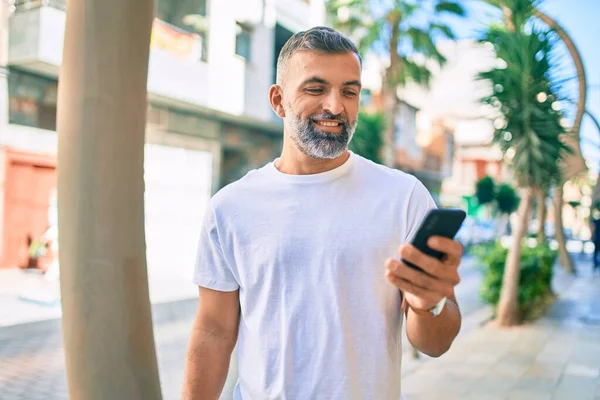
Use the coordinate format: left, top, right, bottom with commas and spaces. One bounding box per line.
275, 141, 350, 175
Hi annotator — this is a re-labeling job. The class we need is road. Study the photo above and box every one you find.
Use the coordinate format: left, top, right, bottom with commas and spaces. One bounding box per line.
0, 256, 486, 400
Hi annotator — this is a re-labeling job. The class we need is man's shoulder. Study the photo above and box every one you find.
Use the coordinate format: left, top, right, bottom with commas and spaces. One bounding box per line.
353, 153, 419, 186
210, 164, 273, 210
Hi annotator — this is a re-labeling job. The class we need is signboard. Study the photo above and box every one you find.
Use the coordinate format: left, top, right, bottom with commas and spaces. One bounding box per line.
150, 18, 203, 61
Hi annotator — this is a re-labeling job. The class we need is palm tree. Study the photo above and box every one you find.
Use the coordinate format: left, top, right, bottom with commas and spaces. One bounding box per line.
536, 11, 588, 274
484, 0, 587, 274
477, 0, 572, 326
536, 187, 548, 244
325, 0, 466, 167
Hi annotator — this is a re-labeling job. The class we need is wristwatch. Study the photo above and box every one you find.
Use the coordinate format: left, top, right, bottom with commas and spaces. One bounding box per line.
407, 296, 447, 318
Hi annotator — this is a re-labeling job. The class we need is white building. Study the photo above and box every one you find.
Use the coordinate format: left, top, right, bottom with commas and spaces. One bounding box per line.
398, 39, 510, 208
0, 0, 324, 301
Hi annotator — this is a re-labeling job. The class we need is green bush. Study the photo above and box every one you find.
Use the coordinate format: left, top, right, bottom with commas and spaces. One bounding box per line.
349, 111, 384, 164
472, 240, 557, 321
475, 176, 496, 205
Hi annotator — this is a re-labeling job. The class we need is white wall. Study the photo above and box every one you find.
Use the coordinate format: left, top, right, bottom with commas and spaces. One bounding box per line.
244, 23, 275, 121
7, 0, 324, 124
38, 7, 65, 67
0, 124, 58, 155
147, 51, 210, 106
7, 8, 41, 64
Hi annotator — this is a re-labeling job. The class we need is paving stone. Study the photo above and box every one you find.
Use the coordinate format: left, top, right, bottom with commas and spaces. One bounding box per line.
463, 392, 506, 400
489, 359, 530, 378
467, 376, 520, 396
513, 376, 559, 392
552, 376, 597, 400
466, 350, 506, 365
564, 363, 600, 378
508, 390, 553, 400
524, 362, 564, 380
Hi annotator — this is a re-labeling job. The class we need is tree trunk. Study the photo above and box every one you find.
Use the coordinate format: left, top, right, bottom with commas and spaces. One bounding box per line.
57, 0, 162, 399
553, 186, 576, 274
381, 14, 401, 168
537, 188, 547, 244
534, 11, 585, 275
382, 76, 398, 168
495, 187, 533, 327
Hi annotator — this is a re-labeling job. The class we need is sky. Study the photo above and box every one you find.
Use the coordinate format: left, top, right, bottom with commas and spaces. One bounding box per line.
443, 0, 600, 173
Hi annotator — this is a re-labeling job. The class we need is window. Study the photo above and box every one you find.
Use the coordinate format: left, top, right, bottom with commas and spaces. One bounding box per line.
235, 22, 252, 62
273, 23, 294, 83
155, 0, 208, 62
8, 68, 57, 131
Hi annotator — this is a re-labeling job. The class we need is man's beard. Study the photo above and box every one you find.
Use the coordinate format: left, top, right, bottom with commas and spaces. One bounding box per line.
285, 106, 357, 159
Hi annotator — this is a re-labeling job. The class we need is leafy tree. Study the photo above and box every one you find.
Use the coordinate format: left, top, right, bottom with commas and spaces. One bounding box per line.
477, 0, 572, 326
349, 111, 385, 164
326, 0, 466, 167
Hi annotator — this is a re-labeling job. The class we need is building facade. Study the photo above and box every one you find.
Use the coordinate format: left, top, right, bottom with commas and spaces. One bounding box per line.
0, 0, 324, 274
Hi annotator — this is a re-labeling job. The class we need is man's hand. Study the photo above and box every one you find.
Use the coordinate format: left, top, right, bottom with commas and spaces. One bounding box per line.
385, 236, 463, 311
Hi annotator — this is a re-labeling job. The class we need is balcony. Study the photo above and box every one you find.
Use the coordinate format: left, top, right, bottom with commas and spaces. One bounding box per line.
8, 1, 66, 77
7, 2, 210, 106
6, 0, 295, 123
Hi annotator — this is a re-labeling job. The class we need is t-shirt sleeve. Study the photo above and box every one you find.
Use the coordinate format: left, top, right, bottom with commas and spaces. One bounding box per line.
404, 178, 438, 243
193, 203, 240, 292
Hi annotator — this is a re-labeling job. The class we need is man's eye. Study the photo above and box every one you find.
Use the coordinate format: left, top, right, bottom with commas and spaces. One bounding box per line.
306, 88, 324, 94
345, 91, 358, 97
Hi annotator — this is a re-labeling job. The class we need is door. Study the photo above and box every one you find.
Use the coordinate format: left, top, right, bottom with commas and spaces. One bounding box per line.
3, 156, 57, 268
143, 144, 213, 301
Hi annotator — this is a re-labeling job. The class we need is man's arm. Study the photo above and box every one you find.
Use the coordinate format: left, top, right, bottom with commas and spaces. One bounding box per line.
182, 287, 240, 400
403, 292, 461, 357
386, 236, 463, 358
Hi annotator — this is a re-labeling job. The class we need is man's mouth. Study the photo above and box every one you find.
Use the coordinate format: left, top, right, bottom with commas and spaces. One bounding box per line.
313, 120, 342, 127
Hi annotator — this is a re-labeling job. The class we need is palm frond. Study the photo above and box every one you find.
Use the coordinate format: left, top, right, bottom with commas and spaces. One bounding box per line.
434, 1, 467, 17
406, 27, 446, 64
478, 15, 567, 188
401, 57, 433, 88
430, 23, 457, 40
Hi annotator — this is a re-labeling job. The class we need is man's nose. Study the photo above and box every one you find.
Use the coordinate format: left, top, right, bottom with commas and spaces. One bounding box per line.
322, 93, 344, 116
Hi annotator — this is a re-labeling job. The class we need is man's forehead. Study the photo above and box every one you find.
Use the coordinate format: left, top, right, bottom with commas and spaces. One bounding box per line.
287, 51, 361, 84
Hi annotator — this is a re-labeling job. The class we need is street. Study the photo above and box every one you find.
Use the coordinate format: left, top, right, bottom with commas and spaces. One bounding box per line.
0, 257, 486, 400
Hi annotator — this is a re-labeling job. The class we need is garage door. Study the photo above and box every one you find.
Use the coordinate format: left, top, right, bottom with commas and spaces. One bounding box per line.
2, 155, 56, 269
143, 144, 213, 302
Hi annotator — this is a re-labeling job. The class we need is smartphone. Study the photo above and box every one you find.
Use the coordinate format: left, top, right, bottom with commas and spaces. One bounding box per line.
402, 208, 466, 271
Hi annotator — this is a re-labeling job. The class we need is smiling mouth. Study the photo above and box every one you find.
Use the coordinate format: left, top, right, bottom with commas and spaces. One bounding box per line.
313, 120, 342, 127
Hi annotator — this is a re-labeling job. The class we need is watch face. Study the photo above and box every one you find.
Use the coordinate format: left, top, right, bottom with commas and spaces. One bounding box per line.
432, 297, 447, 316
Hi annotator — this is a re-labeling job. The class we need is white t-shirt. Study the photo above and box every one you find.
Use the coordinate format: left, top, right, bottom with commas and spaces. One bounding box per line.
194, 151, 436, 399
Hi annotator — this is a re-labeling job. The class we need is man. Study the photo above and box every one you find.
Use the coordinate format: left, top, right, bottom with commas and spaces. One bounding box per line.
182, 26, 463, 399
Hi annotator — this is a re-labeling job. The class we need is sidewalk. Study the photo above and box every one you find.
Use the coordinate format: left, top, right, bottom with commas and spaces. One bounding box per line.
400, 262, 600, 400
0, 263, 198, 327
1, 256, 598, 399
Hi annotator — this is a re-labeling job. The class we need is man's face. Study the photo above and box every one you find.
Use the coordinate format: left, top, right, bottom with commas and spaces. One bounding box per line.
279, 51, 361, 159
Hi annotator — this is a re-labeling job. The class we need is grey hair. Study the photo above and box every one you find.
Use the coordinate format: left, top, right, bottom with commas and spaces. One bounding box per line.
276, 26, 362, 85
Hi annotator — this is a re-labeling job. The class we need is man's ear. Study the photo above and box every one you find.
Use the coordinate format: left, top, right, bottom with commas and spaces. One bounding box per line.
269, 85, 286, 118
